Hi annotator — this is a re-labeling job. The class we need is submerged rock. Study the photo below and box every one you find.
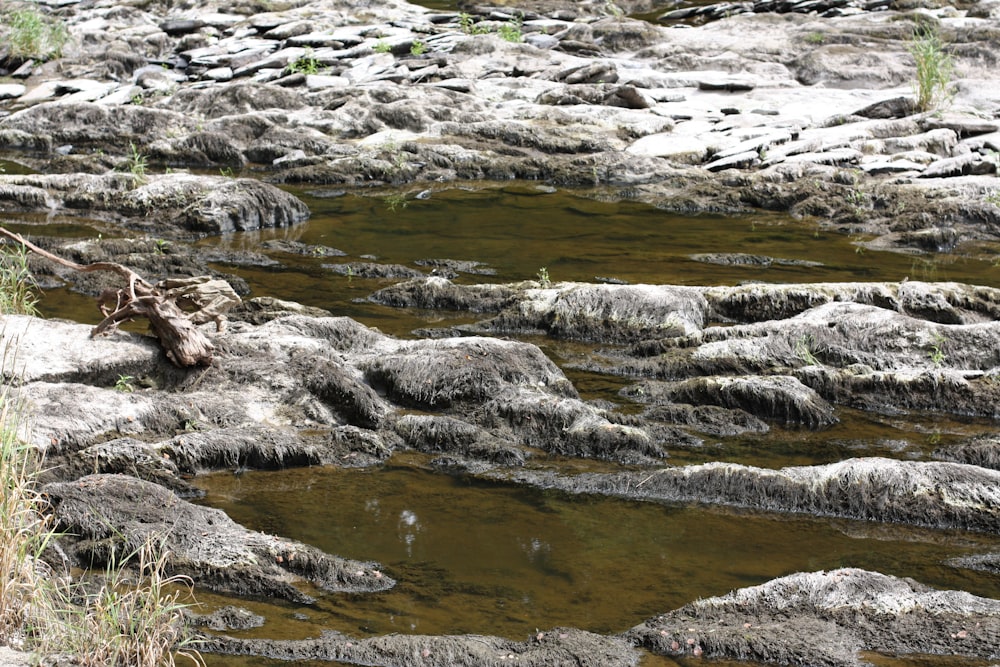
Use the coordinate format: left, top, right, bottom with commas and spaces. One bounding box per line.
205, 626, 639, 666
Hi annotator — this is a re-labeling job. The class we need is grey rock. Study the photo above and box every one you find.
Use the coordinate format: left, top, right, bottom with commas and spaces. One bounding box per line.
704, 149, 761, 171
920, 153, 995, 179
921, 113, 1000, 138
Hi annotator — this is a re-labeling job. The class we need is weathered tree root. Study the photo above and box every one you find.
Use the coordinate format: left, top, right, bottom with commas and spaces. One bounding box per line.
0, 226, 226, 367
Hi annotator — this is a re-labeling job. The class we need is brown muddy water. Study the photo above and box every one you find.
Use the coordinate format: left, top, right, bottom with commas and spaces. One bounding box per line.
14, 183, 1000, 666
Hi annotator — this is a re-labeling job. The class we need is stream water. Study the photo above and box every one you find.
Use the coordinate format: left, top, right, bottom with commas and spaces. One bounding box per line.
17, 183, 1000, 666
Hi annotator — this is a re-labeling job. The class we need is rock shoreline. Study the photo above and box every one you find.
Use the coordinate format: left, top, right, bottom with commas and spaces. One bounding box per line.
1, 0, 999, 252
3, 0, 1000, 664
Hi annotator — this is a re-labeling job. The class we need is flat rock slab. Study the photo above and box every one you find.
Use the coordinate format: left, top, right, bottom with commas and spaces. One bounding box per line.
44, 474, 395, 603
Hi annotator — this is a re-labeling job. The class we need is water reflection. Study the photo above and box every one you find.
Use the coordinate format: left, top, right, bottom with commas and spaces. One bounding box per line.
397, 509, 421, 557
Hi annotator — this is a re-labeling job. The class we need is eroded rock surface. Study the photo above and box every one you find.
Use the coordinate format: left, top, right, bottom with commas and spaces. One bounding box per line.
630, 568, 1000, 666
45, 474, 394, 604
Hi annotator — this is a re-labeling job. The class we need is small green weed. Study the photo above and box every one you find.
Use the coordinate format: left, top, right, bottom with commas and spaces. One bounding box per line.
537, 267, 551, 287
928, 332, 947, 366
908, 25, 954, 112
218, 166, 234, 178
459, 12, 474, 33
126, 142, 148, 185
458, 12, 490, 35
986, 189, 1000, 207
794, 334, 820, 366
409, 39, 427, 56
114, 375, 135, 393
498, 15, 523, 42
287, 48, 321, 75
804, 31, 825, 44
384, 193, 408, 212
374, 40, 391, 53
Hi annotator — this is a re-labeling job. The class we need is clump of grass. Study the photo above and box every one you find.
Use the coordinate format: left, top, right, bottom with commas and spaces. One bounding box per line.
0, 383, 55, 650
908, 25, 954, 112
3, 6, 70, 63
409, 39, 427, 56
0, 337, 203, 665
41, 537, 205, 667
0, 242, 39, 316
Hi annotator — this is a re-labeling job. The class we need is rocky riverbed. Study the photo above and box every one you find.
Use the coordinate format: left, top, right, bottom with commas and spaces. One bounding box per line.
2, 0, 1000, 664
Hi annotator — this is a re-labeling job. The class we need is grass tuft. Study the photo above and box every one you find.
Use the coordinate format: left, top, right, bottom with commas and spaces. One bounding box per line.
39, 537, 205, 667
3, 5, 70, 63
0, 380, 54, 650
908, 25, 954, 112
0, 243, 39, 316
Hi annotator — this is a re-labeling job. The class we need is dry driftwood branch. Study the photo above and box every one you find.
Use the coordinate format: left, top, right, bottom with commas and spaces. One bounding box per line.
0, 226, 218, 367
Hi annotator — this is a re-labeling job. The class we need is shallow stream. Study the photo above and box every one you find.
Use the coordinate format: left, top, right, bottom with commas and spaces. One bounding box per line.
21, 184, 1000, 666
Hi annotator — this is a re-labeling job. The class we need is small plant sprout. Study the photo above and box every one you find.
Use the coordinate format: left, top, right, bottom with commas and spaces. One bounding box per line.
929, 332, 947, 367
374, 40, 392, 53
908, 24, 955, 112
458, 12, 475, 33
114, 375, 135, 393
410, 39, 427, 56
537, 267, 551, 287
153, 239, 170, 255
